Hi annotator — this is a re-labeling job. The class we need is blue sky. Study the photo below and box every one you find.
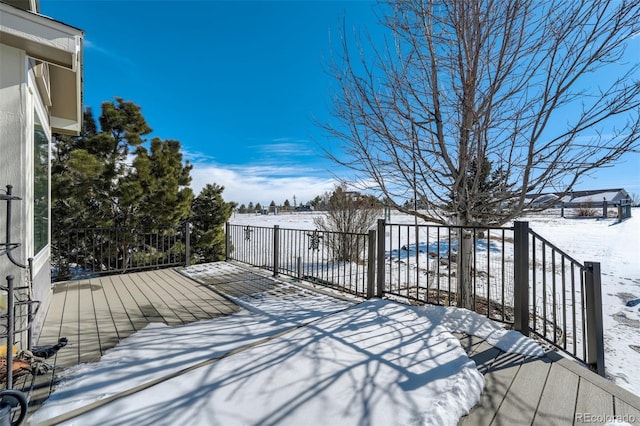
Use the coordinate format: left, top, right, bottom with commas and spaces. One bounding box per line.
44, 0, 639, 205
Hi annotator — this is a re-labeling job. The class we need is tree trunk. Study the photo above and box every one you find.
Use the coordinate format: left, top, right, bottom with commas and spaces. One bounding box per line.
455, 216, 474, 309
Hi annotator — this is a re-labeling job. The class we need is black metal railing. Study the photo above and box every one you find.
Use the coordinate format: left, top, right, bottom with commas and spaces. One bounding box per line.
379, 220, 516, 323
529, 229, 604, 375
226, 224, 374, 298
54, 218, 604, 373
225, 219, 605, 375
51, 224, 190, 282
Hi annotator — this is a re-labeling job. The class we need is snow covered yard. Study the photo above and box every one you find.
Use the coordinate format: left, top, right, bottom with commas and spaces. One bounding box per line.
30, 263, 542, 426
230, 209, 640, 398
523, 211, 640, 397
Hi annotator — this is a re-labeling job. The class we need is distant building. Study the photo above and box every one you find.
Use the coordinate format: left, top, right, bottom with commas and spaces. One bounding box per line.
528, 188, 630, 208
561, 189, 630, 206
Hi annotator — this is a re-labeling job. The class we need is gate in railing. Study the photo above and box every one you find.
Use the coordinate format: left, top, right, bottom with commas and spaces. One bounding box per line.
51, 224, 190, 282
226, 219, 605, 375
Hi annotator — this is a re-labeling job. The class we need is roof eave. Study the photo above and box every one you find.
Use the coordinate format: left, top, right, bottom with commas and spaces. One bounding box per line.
0, 1, 84, 135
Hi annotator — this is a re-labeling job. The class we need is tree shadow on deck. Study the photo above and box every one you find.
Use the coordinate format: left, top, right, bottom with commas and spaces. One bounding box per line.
31, 300, 481, 426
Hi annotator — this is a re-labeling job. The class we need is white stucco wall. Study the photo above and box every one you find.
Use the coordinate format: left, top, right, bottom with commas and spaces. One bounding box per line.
0, 43, 28, 283
1, 43, 53, 347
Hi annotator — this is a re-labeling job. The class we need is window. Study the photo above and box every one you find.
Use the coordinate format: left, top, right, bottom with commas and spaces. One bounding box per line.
34, 118, 49, 253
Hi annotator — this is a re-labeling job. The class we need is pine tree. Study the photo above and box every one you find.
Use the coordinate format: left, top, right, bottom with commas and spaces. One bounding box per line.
52, 98, 153, 229
191, 184, 236, 262
460, 156, 509, 224
52, 98, 194, 273
133, 138, 193, 230
53, 99, 194, 230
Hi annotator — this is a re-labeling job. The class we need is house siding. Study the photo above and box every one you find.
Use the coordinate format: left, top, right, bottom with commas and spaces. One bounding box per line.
1, 1, 82, 348
1, 42, 53, 347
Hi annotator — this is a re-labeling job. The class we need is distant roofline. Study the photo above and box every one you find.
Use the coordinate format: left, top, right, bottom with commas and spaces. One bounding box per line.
528, 188, 627, 197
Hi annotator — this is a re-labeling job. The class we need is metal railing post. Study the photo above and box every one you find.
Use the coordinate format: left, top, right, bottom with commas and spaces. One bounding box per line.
27, 258, 33, 350
584, 261, 605, 376
367, 229, 376, 299
376, 219, 386, 298
513, 221, 530, 336
225, 222, 231, 260
185, 222, 190, 267
6, 275, 14, 389
273, 225, 280, 277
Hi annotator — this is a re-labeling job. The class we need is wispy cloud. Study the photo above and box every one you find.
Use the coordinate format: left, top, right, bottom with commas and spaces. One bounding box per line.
182, 149, 217, 163
84, 38, 136, 68
250, 140, 318, 157
190, 163, 337, 205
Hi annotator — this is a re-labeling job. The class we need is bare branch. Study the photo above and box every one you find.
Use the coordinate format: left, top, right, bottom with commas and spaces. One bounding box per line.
319, 0, 640, 226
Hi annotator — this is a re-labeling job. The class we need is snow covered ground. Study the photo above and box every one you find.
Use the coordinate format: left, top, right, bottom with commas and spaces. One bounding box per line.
230, 209, 640, 397
521, 210, 640, 397
31, 262, 542, 426
29, 209, 639, 425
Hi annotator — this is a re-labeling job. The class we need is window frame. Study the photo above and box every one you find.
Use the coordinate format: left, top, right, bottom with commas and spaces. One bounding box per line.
31, 73, 52, 257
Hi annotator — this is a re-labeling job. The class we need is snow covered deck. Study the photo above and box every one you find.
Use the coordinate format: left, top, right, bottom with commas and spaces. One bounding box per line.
23, 264, 640, 425
457, 334, 640, 424
24, 268, 239, 415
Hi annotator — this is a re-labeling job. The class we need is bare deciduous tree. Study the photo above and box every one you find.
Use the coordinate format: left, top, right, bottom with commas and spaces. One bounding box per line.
314, 185, 381, 262
323, 0, 640, 227
322, 0, 640, 308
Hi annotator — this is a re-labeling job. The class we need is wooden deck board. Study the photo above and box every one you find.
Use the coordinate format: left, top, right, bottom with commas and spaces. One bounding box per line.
459, 352, 523, 425
20, 263, 640, 424
148, 270, 214, 322
153, 269, 232, 318
97, 275, 137, 341
77, 280, 101, 364
24, 282, 76, 408
575, 377, 615, 422
26, 267, 239, 417
55, 281, 80, 367
139, 270, 202, 320
492, 356, 552, 425
131, 271, 192, 325
36, 283, 66, 347
88, 277, 120, 357
615, 397, 640, 421
532, 362, 580, 425
166, 268, 238, 314
116, 273, 165, 325
460, 344, 640, 426
455, 333, 485, 354
469, 344, 505, 375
